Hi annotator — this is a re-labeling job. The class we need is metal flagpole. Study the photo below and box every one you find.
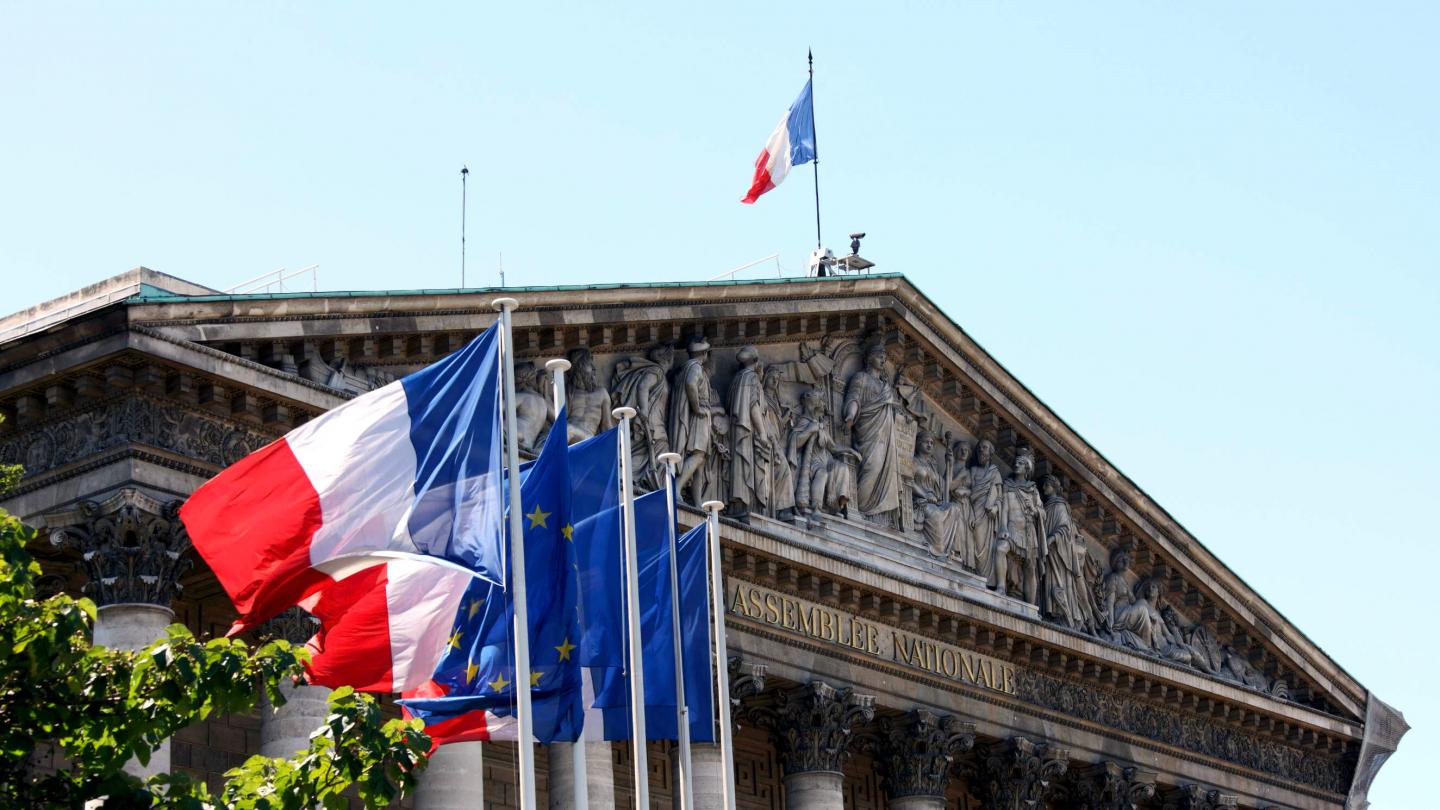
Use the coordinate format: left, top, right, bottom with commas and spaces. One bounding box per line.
545, 357, 588, 810
612, 406, 649, 810
493, 297, 537, 810
461, 166, 469, 287
701, 499, 736, 810
808, 50, 822, 250
659, 452, 694, 810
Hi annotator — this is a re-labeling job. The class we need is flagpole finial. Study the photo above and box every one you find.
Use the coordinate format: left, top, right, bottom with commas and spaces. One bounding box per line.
702, 500, 725, 514
491, 297, 519, 312
611, 406, 637, 421
544, 358, 571, 374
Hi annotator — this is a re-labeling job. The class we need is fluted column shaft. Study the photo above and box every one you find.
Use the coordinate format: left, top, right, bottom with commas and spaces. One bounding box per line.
414, 741, 485, 809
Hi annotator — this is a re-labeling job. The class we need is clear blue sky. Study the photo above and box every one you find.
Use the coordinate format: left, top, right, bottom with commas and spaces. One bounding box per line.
4, 2, 1436, 803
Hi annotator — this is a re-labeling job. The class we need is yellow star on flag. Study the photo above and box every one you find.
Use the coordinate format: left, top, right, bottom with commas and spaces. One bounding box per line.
554, 636, 576, 662
465, 661, 481, 684
530, 670, 545, 687
562, 523, 574, 541
467, 599, 485, 620
487, 673, 511, 692
526, 504, 551, 530
447, 628, 463, 649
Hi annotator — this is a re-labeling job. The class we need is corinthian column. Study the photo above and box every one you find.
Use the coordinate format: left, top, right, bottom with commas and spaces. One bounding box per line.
691, 658, 767, 810
973, 737, 1070, 810
257, 607, 330, 758
50, 490, 192, 779
767, 681, 875, 810
877, 710, 975, 810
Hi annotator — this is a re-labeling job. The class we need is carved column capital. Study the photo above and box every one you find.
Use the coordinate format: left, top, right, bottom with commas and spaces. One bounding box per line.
1071, 761, 1157, 810
1160, 784, 1238, 810
877, 710, 975, 800
973, 736, 1070, 810
768, 681, 875, 774
48, 489, 192, 608
261, 606, 321, 646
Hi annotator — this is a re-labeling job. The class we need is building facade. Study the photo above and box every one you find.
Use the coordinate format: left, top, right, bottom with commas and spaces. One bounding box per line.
1, 268, 1406, 809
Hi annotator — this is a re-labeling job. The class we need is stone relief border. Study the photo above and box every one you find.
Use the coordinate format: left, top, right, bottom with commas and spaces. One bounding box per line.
734, 619, 1347, 798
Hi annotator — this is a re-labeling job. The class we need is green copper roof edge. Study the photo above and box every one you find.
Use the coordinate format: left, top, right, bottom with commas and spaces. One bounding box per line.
123, 273, 907, 304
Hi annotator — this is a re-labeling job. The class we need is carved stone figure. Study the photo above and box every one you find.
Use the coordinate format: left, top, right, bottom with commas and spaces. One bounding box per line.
610, 342, 675, 491
513, 361, 550, 457
967, 439, 1004, 583
997, 447, 1045, 604
788, 387, 857, 524
727, 347, 795, 522
1113, 578, 1167, 653
564, 347, 614, 443
1160, 606, 1223, 674
910, 430, 971, 560
761, 367, 797, 519
1222, 647, 1270, 692
1095, 549, 1133, 637
1040, 475, 1099, 632
842, 341, 904, 527
669, 337, 727, 506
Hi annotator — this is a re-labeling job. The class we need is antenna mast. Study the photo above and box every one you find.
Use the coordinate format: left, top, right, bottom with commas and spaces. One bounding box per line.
460, 166, 469, 287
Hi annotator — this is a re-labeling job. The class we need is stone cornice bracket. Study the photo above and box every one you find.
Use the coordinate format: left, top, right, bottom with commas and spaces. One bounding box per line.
1071, 761, 1158, 810
766, 681, 876, 775
727, 655, 768, 729
261, 605, 321, 647
47, 488, 191, 608
1160, 784, 1239, 810
877, 710, 975, 800
974, 737, 1071, 810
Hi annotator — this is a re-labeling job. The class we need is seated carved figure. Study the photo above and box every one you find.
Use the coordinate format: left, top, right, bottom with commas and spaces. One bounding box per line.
787, 387, 857, 523
909, 430, 971, 560
1159, 605, 1222, 674
1094, 549, 1133, 638
1113, 578, 1167, 653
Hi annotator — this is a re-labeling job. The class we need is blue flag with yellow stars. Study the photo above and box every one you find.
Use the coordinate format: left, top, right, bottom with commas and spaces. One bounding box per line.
400, 409, 583, 743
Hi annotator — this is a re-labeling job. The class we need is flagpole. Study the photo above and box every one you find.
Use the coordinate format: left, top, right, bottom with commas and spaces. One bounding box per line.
612, 406, 649, 810
808, 49, 822, 250
544, 357, 588, 810
660, 452, 694, 810
493, 297, 537, 810
701, 499, 736, 810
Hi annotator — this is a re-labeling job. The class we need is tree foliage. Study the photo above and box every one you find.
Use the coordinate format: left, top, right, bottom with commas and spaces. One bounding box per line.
0, 508, 430, 807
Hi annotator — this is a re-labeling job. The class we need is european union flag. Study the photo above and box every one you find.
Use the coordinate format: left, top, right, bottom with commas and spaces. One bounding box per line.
401, 410, 583, 743
588, 491, 716, 742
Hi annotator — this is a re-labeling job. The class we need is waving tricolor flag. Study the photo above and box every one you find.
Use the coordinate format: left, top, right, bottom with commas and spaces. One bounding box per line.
180, 325, 505, 633
741, 78, 817, 204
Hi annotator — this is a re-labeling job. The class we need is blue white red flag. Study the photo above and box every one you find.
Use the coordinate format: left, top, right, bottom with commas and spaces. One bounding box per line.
180, 325, 505, 633
741, 79, 816, 204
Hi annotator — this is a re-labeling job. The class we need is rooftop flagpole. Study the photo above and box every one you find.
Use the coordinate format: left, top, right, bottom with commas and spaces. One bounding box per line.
809, 50, 822, 250
461, 166, 469, 287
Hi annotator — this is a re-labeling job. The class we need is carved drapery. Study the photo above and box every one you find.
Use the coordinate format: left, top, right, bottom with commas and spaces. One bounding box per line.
1160, 784, 1239, 810
876, 710, 974, 800
973, 737, 1070, 810
1071, 761, 1158, 810
48, 490, 191, 607
765, 681, 875, 774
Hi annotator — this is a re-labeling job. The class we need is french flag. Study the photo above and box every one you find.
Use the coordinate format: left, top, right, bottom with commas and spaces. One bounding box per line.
180, 325, 504, 633
741, 79, 816, 204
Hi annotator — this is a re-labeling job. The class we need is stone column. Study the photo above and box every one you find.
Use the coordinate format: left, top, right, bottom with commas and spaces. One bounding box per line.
973, 737, 1070, 810
51, 491, 191, 780
767, 681, 875, 810
688, 657, 766, 810
413, 741, 485, 809
1071, 761, 1157, 810
546, 740, 616, 810
877, 710, 974, 810
257, 607, 330, 758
